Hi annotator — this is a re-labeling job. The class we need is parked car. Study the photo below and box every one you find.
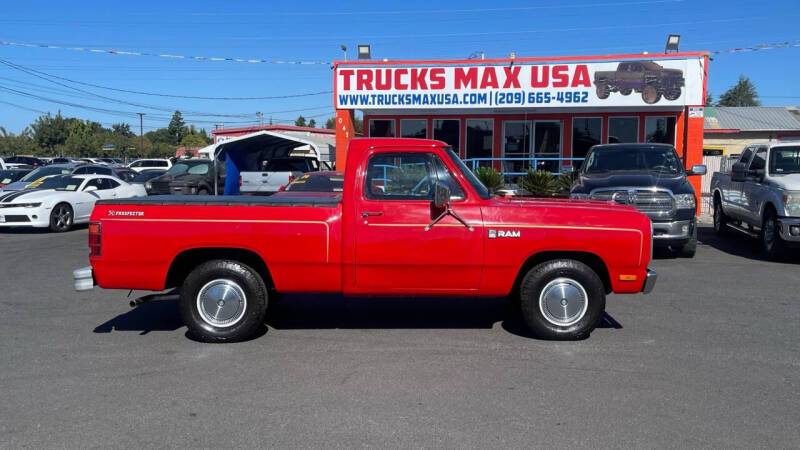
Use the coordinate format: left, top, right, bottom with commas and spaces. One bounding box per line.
128, 158, 172, 173
0, 174, 146, 232
112, 167, 139, 183
240, 156, 324, 194
146, 159, 223, 195
0, 169, 33, 189
711, 143, 800, 258
98, 158, 124, 166
281, 171, 344, 193
130, 169, 167, 186
50, 157, 81, 165
74, 138, 657, 343
570, 143, 706, 257
1, 164, 77, 192
594, 61, 685, 104
1, 156, 45, 168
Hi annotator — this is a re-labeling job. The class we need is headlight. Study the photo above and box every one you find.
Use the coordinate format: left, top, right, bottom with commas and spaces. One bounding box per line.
782, 191, 800, 217
571, 193, 590, 200
673, 194, 695, 209
145, 182, 152, 190
17, 203, 42, 208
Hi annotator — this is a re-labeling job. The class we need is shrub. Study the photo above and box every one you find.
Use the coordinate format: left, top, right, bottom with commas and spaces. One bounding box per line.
474, 166, 504, 194
518, 169, 558, 197
556, 170, 578, 197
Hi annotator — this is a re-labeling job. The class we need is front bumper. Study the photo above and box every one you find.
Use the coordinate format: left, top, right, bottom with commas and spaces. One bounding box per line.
73, 266, 95, 291
642, 268, 658, 294
778, 217, 800, 243
652, 218, 694, 243
0, 207, 50, 228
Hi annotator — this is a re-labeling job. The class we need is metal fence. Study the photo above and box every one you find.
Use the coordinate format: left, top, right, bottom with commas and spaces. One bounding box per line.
699, 155, 739, 215
462, 157, 585, 180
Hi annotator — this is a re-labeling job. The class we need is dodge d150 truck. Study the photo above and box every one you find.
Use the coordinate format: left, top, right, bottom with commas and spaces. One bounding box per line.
594, 61, 685, 104
711, 143, 800, 258
74, 138, 656, 343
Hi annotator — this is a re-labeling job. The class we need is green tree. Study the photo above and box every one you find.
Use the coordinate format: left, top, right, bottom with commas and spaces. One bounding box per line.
717, 76, 760, 107
474, 167, 504, 194
181, 133, 209, 148
167, 111, 187, 145
64, 120, 96, 156
295, 116, 307, 127
31, 113, 69, 152
112, 123, 135, 138
705, 92, 713, 106
325, 117, 335, 129
518, 169, 558, 197
308, 118, 316, 128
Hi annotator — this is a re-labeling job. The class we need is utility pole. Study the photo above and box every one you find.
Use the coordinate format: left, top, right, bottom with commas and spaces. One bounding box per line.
256, 111, 264, 126
137, 112, 145, 156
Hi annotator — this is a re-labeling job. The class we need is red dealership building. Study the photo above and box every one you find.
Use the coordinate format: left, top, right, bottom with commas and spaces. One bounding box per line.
332, 51, 708, 192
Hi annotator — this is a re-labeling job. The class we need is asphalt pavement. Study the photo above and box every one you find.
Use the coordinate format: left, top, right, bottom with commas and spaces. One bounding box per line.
0, 226, 798, 448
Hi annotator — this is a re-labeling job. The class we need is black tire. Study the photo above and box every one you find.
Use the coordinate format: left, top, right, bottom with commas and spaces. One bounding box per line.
664, 89, 681, 101
197, 188, 209, 196
761, 210, 785, 259
180, 260, 268, 343
642, 85, 661, 104
713, 198, 729, 236
677, 226, 697, 258
596, 84, 610, 99
49, 203, 73, 232
620, 88, 632, 96
519, 259, 606, 340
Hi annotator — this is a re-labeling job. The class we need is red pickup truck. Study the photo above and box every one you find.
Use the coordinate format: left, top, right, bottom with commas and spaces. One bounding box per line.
74, 138, 656, 342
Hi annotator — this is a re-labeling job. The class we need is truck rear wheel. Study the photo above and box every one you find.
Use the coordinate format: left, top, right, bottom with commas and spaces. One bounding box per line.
519, 259, 605, 340
642, 85, 661, 104
180, 260, 268, 343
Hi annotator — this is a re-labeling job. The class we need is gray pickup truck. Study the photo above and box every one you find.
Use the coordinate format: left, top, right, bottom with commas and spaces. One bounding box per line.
711, 143, 800, 258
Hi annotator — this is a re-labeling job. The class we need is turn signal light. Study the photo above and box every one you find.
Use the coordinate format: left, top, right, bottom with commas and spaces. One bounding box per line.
619, 274, 638, 282
88, 221, 102, 257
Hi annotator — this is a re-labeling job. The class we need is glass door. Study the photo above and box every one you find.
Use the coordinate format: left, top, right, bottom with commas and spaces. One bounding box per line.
502, 120, 531, 178
533, 121, 562, 173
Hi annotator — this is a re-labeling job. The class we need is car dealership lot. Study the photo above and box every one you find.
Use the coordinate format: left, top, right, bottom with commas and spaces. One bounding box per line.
0, 227, 798, 448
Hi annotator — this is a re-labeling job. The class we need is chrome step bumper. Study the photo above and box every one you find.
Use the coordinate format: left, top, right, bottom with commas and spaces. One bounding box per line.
73, 266, 95, 291
642, 268, 658, 294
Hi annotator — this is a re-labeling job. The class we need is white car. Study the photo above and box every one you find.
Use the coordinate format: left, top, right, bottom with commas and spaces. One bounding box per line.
0, 174, 147, 232
128, 158, 172, 173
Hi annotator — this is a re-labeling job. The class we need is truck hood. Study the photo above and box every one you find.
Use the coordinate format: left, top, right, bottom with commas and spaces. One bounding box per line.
572, 172, 695, 195
494, 195, 636, 214
768, 173, 800, 190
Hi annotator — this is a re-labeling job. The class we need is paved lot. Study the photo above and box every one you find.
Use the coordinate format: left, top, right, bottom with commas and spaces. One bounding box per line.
0, 226, 798, 448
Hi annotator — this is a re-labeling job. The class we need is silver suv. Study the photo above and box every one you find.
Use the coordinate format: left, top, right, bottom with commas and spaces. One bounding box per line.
711, 143, 800, 258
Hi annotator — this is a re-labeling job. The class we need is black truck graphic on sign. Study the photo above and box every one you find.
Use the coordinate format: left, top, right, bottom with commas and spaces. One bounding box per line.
593, 61, 685, 104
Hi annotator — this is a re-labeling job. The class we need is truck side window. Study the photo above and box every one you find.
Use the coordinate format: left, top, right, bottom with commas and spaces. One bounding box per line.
749, 147, 767, 171
431, 155, 466, 200
366, 153, 434, 200
738, 148, 754, 166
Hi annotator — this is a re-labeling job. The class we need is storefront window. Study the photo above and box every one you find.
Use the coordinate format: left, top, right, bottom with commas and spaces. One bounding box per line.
465, 119, 493, 167
645, 116, 676, 145
572, 118, 601, 168
533, 121, 562, 173
433, 119, 460, 153
608, 117, 639, 144
369, 119, 395, 138
400, 119, 427, 139
503, 121, 531, 175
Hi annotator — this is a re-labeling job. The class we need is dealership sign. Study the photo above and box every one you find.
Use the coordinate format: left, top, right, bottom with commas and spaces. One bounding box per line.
335, 57, 705, 110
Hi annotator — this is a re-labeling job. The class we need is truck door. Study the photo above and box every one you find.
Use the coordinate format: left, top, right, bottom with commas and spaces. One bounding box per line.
353, 151, 484, 294
741, 146, 769, 225
725, 147, 754, 220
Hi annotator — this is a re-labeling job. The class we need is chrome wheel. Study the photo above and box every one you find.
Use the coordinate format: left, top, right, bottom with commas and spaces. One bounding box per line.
713, 202, 722, 231
51, 204, 72, 231
538, 277, 589, 326
196, 279, 247, 328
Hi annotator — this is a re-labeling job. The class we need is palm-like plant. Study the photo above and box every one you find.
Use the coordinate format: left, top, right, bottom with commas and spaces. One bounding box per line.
474, 166, 504, 194
518, 169, 558, 197
556, 170, 578, 197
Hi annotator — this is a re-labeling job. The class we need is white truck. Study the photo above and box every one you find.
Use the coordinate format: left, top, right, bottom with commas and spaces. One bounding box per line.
239, 156, 327, 194
711, 143, 800, 258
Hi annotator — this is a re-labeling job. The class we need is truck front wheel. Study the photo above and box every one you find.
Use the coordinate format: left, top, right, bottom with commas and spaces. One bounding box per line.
519, 259, 606, 340
596, 84, 610, 99
761, 210, 785, 259
180, 260, 268, 343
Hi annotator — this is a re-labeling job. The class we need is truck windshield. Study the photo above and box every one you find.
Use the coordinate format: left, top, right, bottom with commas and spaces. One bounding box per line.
583, 146, 682, 175
770, 147, 800, 174
445, 148, 491, 199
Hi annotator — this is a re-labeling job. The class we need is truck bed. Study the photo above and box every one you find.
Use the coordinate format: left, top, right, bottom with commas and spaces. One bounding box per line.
98, 193, 342, 207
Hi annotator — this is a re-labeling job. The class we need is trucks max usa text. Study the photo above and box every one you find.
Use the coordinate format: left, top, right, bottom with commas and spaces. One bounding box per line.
74, 138, 657, 342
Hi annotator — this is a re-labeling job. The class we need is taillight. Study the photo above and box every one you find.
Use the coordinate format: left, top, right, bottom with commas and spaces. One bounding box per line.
238, 175, 242, 188
278, 185, 286, 192
88, 221, 102, 257
288, 175, 296, 183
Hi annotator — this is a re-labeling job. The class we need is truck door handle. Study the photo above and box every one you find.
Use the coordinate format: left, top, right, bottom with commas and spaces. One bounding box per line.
361, 211, 383, 217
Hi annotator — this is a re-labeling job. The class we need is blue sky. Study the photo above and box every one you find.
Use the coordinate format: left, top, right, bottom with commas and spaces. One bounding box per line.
0, 0, 798, 133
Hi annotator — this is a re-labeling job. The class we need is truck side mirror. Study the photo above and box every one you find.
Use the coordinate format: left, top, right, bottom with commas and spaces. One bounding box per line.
730, 162, 747, 182
750, 168, 766, 181
688, 164, 707, 176
433, 181, 451, 210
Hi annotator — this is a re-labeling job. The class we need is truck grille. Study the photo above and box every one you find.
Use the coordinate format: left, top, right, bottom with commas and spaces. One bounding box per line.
148, 181, 172, 195
591, 189, 675, 219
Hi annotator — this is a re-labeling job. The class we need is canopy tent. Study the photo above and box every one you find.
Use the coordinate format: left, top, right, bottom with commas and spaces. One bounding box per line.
199, 130, 335, 195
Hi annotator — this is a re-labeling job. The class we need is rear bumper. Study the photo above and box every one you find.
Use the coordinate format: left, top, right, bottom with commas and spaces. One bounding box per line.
73, 266, 95, 291
778, 217, 800, 243
642, 268, 658, 294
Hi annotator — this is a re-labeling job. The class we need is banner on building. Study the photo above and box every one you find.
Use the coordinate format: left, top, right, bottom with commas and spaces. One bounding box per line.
335, 57, 705, 110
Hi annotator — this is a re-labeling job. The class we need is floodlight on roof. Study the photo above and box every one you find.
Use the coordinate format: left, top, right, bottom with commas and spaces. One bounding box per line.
665, 34, 680, 53
357, 44, 371, 60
